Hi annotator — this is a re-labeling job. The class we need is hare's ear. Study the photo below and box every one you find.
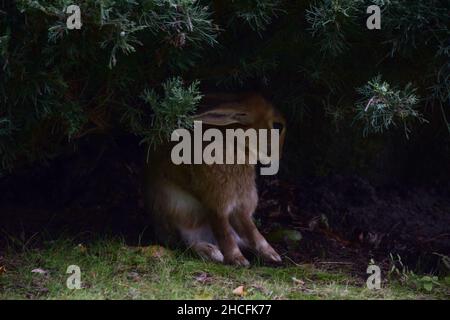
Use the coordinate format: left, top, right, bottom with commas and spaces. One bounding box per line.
193, 103, 253, 126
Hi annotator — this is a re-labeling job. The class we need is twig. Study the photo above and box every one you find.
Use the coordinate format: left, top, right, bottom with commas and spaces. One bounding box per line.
283, 255, 303, 267
365, 96, 375, 112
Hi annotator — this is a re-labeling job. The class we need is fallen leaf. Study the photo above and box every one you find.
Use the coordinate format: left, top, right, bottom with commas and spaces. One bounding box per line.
194, 272, 212, 284
267, 228, 302, 248
31, 268, 49, 275
232, 285, 246, 297
292, 277, 305, 286
0, 266, 6, 274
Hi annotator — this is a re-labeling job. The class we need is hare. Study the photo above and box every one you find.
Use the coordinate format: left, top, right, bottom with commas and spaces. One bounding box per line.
145, 93, 286, 266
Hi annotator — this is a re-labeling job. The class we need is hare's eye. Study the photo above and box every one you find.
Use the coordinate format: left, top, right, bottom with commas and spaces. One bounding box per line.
273, 122, 284, 132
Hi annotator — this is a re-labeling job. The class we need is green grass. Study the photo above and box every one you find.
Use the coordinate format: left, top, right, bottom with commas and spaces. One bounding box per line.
0, 238, 448, 300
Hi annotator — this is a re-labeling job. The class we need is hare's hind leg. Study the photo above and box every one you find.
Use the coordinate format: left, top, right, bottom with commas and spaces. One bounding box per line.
230, 212, 282, 263
151, 181, 224, 263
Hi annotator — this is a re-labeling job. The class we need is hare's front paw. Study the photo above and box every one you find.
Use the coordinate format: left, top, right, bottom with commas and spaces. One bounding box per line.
259, 244, 282, 263
225, 252, 250, 267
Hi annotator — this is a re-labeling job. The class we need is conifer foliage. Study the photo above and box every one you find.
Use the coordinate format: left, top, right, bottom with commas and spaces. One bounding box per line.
0, 0, 449, 176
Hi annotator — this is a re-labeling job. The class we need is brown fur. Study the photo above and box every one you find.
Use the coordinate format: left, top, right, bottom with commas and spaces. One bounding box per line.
145, 93, 286, 266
